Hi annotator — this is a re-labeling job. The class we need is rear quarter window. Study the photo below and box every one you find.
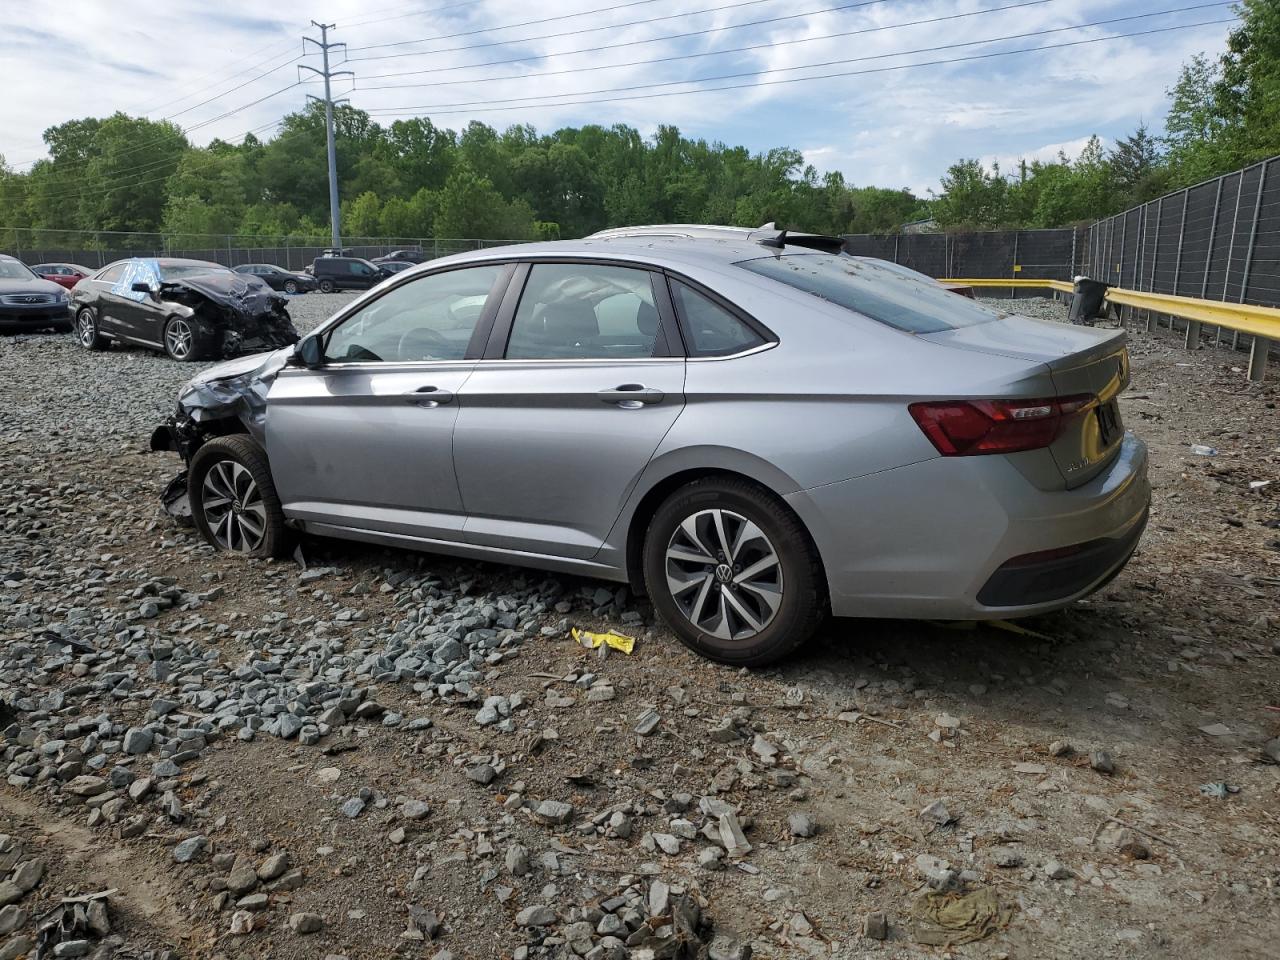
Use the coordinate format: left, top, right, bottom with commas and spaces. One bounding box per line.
738, 253, 1005, 334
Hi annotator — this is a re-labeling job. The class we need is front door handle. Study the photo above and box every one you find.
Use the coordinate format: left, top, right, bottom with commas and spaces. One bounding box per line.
597, 384, 665, 408
404, 385, 454, 407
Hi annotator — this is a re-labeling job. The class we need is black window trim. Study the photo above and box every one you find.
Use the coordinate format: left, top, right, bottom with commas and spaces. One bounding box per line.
481, 256, 684, 362
314, 260, 518, 367
660, 269, 777, 359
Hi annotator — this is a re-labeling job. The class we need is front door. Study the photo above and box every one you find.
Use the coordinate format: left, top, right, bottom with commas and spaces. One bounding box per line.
265, 263, 511, 541
454, 261, 686, 560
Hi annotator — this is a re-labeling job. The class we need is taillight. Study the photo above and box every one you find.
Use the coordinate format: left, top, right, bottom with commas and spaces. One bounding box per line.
909, 395, 1095, 456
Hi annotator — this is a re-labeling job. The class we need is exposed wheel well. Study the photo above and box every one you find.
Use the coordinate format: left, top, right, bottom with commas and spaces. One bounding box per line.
624, 468, 828, 606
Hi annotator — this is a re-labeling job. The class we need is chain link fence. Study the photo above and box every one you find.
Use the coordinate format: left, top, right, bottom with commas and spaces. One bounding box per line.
840, 228, 1087, 295
0, 228, 530, 272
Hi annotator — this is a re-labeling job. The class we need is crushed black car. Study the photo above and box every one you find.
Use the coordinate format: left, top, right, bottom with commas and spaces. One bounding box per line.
70, 257, 299, 361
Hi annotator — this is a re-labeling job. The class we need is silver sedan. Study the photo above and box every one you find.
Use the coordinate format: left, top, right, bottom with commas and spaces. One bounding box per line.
152, 225, 1150, 666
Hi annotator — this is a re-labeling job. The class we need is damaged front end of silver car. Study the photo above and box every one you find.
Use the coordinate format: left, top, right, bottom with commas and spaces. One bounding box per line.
149, 349, 292, 522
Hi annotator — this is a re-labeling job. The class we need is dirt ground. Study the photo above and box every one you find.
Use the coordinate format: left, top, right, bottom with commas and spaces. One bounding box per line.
0, 296, 1277, 960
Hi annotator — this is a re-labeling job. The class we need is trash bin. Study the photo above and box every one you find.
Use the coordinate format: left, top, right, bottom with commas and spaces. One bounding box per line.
1069, 276, 1111, 324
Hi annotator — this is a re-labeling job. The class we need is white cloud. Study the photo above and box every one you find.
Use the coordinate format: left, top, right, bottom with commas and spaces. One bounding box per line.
0, 0, 1237, 202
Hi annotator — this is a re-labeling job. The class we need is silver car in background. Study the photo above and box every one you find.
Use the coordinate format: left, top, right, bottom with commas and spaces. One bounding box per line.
152, 225, 1150, 666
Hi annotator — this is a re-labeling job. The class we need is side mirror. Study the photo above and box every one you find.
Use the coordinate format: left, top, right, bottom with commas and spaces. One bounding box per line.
295, 336, 324, 369
131, 282, 152, 294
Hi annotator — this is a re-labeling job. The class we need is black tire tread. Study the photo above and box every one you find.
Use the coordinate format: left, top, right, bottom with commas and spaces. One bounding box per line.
643, 475, 826, 667
188, 435, 292, 559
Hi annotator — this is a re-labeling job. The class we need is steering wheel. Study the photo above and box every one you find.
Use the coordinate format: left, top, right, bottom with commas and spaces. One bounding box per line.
396, 326, 451, 361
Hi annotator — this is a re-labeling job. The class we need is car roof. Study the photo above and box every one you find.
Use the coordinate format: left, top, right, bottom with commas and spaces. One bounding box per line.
426, 234, 824, 274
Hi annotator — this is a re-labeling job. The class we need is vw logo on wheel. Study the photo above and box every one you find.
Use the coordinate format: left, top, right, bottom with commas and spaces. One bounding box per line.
714, 563, 734, 583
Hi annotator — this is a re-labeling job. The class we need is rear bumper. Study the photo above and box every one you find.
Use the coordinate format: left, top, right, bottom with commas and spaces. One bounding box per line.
787, 432, 1151, 619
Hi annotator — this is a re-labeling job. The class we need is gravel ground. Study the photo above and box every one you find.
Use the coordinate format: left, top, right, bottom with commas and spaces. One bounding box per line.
0, 293, 1277, 960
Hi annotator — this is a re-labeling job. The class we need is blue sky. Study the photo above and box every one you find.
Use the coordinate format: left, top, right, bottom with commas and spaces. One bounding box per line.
0, 0, 1236, 194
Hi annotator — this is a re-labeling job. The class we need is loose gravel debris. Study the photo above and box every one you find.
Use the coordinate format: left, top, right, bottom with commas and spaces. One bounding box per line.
0, 294, 1278, 958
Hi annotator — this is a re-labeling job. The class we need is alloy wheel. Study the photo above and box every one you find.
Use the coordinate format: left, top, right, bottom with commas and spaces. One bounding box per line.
284, 280, 297, 294
165, 318, 193, 359
664, 508, 783, 641
76, 311, 96, 347
201, 460, 267, 552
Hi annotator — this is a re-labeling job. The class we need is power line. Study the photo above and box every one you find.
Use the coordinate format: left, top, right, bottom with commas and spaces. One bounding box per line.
346, 0, 698, 52
357, 0, 1058, 91
335, 0, 488, 30
130, 39, 302, 116
360, 2, 1233, 110
362, 16, 1236, 116
347, 0, 845, 62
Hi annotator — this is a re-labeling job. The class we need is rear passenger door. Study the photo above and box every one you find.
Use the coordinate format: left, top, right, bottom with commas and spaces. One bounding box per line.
453, 260, 686, 560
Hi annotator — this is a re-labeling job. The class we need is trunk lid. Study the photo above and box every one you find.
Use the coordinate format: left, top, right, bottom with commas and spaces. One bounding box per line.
920, 314, 1130, 488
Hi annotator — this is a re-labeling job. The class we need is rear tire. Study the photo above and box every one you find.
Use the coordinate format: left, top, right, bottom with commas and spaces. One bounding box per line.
188, 436, 291, 559
642, 476, 826, 667
75, 307, 106, 351
283, 280, 298, 294
318, 278, 335, 293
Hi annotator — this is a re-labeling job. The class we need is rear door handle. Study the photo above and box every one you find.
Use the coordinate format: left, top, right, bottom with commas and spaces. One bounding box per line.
597, 384, 665, 408
404, 385, 454, 407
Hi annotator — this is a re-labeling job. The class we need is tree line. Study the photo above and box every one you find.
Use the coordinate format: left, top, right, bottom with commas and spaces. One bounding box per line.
0, 0, 1274, 245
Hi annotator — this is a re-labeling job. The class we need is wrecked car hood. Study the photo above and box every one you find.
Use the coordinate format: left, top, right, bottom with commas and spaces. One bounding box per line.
160, 272, 286, 318
175, 346, 292, 428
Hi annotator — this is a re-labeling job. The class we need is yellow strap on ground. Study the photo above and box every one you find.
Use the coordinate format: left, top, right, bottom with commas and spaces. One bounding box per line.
570, 627, 635, 654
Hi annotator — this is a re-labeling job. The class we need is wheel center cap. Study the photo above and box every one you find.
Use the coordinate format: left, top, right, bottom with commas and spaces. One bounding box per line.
714, 563, 733, 583
231, 501, 243, 515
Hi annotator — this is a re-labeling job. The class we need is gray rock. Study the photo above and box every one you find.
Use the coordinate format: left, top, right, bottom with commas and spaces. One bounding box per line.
515, 905, 556, 927
634, 709, 660, 736
63, 775, 109, 798
402, 799, 430, 820
341, 797, 366, 818
122, 728, 153, 755
863, 912, 888, 940
172, 836, 207, 863
505, 844, 531, 876
237, 893, 270, 911
787, 813, 817, 838
1090, 751, 1115, 775
466, 763, 497, 785
709, 934, 753, 960
1262, 738, 1280, 764
0, 907, 24, 937
11, 862, 41, 894
1044, 859, 1073, 880
53, 942, 91, 959
290, 912, 324, 934
0, 885, 22, 910
918, 799, 953, 826
226, 865, 259, 896
534, 800, 573, 825
0, 937, 34, 960
258, 852, 290, 880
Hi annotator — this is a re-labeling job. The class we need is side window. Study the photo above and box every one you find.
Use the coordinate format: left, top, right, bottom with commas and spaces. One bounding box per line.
348, 261, 364, 275
323, 265, 503, 363
506, 263, 661, 360
97, 264, 125, 283
669, 280, 766, 357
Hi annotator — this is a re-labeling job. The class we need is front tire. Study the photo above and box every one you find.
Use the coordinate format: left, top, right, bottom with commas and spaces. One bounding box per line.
642, 477, 826, 667
75, 307, 106, 350
163, 316, 211, 361
283, 280, 298, 294
188, 436, 290, 558
318, 279, 335, 293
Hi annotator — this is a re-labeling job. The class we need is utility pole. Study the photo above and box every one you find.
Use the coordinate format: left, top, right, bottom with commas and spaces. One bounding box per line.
300, 22, 352, 250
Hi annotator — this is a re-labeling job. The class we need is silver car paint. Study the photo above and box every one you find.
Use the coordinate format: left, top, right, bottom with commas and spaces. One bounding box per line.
188, 235, 1148, 618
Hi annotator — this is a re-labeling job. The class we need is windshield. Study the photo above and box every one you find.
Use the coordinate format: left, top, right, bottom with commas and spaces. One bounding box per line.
160, 263, 231, 280
738, 253, 1005, 334
0, 261, 36, 280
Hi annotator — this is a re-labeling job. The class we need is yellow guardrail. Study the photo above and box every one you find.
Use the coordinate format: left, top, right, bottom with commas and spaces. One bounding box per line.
940, 278, 1279, 381
943, 277, 1074, 293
